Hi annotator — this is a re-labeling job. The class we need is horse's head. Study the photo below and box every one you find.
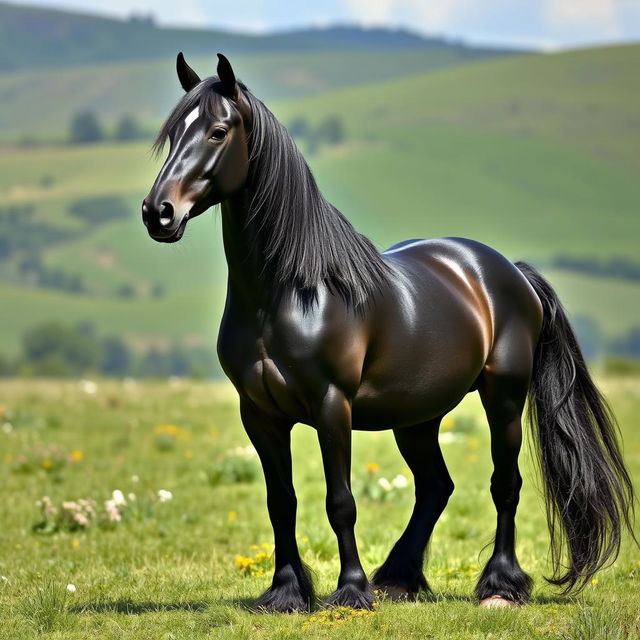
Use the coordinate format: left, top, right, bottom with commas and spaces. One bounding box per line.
143, 53, 251, 242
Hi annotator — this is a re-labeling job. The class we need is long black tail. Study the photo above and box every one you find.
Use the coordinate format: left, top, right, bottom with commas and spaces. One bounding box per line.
516, 261, 636, 593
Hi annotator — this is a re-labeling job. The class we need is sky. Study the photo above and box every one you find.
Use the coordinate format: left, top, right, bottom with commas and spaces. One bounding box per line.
9, 0, 640, 49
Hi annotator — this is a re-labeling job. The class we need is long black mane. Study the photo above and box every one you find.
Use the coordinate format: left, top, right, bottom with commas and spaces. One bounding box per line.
154, 77, 390, 310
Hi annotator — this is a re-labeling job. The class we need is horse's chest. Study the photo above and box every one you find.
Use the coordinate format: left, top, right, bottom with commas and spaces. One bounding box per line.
218, 325, 309, 421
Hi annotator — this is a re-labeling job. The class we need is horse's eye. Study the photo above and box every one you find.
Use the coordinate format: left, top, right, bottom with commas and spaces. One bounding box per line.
210, 128, 227, 141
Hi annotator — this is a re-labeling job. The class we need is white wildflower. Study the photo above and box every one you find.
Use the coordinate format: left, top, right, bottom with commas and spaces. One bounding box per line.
104, 500, 122, 522
157, 489, 173, 503
378, 477, 392, 492
127, 493, 136, 502
111, 490, 126, 506
131, 475, 140, 483
391, 474, 409, 489
2, 422, 12, 433
231, 445, 258, 458
66, 584, 76, 593
79, 379, 97, 395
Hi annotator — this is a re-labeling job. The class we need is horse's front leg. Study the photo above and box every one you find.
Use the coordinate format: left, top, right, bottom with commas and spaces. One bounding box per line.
240, 398, 314, 612
316, 385, 373, 609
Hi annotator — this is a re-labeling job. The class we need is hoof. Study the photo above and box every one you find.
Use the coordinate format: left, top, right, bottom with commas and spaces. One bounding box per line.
480, 595, 517, 609
324, 583, 374, 610
373, 584, 418, 602
253, 586, 311, 613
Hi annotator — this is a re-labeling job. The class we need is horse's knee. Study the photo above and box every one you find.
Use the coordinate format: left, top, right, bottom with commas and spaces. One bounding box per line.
326, 487, 357, 530
415, 468, 454, 508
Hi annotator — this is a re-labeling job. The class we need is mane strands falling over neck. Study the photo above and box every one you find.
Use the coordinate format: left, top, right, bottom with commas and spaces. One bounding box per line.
154, 78, 391, 311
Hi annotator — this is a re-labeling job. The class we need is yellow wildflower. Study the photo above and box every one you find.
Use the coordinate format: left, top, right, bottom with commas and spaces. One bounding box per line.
235, 555, 254, 571
154, 424, 191, 440
365, 462, 379, 473
227, 510, 237, 522
70, 450, 83, 461
41, 459, 52, 470
442, 417, 455, 431
466, 436, 480, 450
3, 453, 12, 463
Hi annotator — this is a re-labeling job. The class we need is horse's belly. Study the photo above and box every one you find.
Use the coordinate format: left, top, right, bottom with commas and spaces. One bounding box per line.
352, 320, 485, 429
352, 368, 478, 430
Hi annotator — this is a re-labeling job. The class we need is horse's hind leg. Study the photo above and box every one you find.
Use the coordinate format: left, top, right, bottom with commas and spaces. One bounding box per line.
475, 353, 533, 606
372, 417, 454, 599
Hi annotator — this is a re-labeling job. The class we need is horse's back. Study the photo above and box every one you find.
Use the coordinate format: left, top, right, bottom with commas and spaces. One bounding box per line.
351, 237, 542, 429
382, 236, 542, 338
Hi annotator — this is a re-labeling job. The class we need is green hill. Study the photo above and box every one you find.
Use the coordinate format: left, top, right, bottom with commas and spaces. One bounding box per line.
0, 1, 510, 72
1, 44, 638, 360
0, 48, 519, 141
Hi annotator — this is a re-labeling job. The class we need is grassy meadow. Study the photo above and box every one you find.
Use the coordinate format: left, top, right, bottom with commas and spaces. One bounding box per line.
0, 377, 639, 638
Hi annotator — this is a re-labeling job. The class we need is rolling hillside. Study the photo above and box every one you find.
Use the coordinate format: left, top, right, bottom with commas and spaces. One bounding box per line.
0, 1, 511, 72
0, 44, 638, 360
0, 48, 519, 141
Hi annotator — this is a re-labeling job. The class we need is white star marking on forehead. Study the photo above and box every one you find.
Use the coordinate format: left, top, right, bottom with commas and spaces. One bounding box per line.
183, 107, 200, 131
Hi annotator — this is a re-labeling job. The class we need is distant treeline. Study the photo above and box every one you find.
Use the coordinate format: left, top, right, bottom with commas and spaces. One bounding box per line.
570, 314, 640, 363
69, 111, 148, 145
1, 317, 639, 380
549, 255, 640, 282
286, 115, 346, 154
0, 321, 222, 379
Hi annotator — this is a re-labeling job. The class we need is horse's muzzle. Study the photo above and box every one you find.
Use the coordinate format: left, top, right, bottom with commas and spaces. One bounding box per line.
142, 199, 189, 243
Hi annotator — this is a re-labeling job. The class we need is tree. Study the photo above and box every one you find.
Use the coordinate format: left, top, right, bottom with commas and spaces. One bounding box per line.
317, 116, 345, 146
114, 115, 142, 142
138, 348, 168, 378
101, 337, 132, 376
117, 283, 136, 298
167, 343, 190, 377
150, 283, 165, 299
0, 353, 14, 377
287, 116, 310, 140
70, 110, 104, 144
21, 322, 100, 376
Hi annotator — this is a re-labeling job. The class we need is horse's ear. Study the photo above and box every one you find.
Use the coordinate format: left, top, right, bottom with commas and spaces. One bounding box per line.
217, 53, 237, 98
176, 52, 201, 92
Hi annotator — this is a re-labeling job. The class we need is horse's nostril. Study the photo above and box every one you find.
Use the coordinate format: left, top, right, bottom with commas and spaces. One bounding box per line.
159, 201, 175, 227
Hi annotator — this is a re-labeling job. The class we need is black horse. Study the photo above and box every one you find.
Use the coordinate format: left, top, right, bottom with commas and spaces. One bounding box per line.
143, 53, 635, 611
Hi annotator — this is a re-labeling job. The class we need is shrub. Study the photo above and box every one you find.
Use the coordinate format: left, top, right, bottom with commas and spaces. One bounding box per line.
114, 114, 143, 141
207, 446, 261, 486
68, 195, 130, 223
69, 110, 104, 144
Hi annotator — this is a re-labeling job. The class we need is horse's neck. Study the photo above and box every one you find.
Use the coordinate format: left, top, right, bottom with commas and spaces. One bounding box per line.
220, 191, 266, 308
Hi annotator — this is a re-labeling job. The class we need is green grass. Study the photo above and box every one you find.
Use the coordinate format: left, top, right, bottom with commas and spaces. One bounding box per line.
0, 377, 639, 638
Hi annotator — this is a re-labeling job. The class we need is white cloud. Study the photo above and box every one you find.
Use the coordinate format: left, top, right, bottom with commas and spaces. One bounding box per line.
410, 1, 475, 32
343, 0, 396, 25
545, 0, 620, 37
343, 0, 473, 32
